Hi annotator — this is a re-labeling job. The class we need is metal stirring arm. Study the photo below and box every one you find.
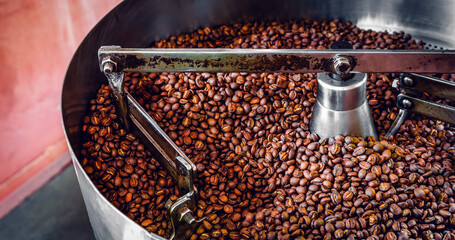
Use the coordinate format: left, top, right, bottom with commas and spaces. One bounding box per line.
386, 74, 455, 137
127, 92, 203, 239
101, 46, 200, 240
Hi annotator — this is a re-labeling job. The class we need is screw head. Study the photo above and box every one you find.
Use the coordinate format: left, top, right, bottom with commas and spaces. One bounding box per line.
100, 57, 117, 74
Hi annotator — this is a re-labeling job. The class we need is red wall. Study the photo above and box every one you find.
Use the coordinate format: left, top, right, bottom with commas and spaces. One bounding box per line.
0, 0, 121, 217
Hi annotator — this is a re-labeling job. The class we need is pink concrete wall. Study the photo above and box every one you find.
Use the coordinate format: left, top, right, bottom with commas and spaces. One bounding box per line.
0, 0, 121, 217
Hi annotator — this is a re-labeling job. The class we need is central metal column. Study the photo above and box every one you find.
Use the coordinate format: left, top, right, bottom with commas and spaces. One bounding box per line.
309, 72, 378, 140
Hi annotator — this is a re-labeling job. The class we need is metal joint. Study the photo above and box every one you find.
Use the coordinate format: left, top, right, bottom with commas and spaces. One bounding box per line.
166, 192, 202, 240
333, 55, 352, 75
101, 56, 118, 74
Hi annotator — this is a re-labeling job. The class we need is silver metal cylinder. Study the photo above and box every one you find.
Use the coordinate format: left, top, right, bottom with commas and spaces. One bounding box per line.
310, 72, 378, 139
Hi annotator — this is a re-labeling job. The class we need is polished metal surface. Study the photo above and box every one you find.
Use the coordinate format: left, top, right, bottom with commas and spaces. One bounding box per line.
99, 47, 455, 73
310, 100, 378, 139
61, 1, 455, 240
316, 73, 367, 111
310, 73, 378, 139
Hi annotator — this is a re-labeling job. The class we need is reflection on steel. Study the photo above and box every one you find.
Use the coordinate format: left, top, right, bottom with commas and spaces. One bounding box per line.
387, 74, 455, 136
310, 72, 378, 139
99, 46, 455, 73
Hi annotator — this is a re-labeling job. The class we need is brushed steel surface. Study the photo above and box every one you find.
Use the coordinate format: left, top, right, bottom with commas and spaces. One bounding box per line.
310, 100, 378, 140
61, 0, 455, 239
310, 73, 378, 139
316, 72, 367, 111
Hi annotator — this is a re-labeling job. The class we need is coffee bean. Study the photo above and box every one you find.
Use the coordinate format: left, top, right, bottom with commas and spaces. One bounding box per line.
360, 161, 372, 170
379, 182, 391, 191
223, 204, 234, 214
390, 204, 403, 215
366, 187, 376, 198
343, 190, 354, 201
385, 232, 397, 240
414, 188, 426, 199
439, 209, 451, 218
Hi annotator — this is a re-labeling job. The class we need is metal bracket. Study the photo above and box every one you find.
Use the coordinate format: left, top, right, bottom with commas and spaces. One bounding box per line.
386, 73, 455, 137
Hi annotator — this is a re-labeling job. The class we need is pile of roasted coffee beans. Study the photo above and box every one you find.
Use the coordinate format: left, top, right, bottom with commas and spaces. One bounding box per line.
81, 19, 455, 240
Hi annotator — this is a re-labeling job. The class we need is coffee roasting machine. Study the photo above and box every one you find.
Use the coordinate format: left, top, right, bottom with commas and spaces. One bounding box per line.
62, 1, 455, 239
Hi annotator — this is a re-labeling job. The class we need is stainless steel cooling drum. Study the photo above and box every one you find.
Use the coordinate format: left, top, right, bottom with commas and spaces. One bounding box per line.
61, 1, 455, 239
